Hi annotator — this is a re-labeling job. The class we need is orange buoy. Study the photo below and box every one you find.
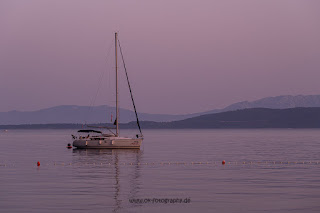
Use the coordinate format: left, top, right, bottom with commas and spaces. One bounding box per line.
37, 161, 40, 166
222, 160, 226, 165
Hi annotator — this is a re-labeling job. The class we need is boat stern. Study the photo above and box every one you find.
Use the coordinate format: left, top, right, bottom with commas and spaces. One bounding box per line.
72, 139, 88, 148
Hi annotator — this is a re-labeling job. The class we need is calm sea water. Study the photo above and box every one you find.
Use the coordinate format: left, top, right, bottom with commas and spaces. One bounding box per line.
0, 129, 320, 213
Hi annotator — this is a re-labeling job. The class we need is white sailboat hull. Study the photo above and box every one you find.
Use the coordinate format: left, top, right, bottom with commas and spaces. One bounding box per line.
73, 137, 142, 149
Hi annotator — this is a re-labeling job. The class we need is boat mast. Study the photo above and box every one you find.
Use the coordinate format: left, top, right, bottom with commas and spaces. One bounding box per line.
115, 32, 119, 136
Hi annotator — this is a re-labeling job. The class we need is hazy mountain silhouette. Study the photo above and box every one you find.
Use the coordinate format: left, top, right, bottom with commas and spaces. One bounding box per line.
120, 107, 320, 129
2, 107, 320, 129
194, 95, 320, 116
160, 107, 320, 128
221, 95, 320, 111
2, 95, 320, 125
0, 105, 189, 125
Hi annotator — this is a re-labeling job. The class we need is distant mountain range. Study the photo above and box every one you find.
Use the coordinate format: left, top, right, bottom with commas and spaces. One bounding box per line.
219, 95, 320, 111
0, 105, 187, 125
2, 107, 320, 129
140, 107, 320, 129
2, 95, 320, 125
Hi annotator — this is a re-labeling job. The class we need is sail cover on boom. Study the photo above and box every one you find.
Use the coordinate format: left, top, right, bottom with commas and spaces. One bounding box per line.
77, 130, 102, 134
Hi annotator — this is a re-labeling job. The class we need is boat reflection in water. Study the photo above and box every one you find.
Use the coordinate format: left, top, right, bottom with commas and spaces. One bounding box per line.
72, 149, 143, 212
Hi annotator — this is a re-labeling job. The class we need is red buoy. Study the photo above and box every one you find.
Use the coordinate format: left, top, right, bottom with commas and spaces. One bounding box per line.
37, 161, 40, 166
222, 160, 226, 165
67, 143, 72, 149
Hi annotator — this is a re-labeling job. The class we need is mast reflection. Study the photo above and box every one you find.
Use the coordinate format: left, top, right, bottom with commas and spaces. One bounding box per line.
72, 149, 142, 212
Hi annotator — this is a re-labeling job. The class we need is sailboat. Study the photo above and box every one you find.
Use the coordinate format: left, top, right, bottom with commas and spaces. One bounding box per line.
72, 32, 143, 149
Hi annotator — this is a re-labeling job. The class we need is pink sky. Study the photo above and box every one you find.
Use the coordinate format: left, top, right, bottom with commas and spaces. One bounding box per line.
1, 0, 320, 114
